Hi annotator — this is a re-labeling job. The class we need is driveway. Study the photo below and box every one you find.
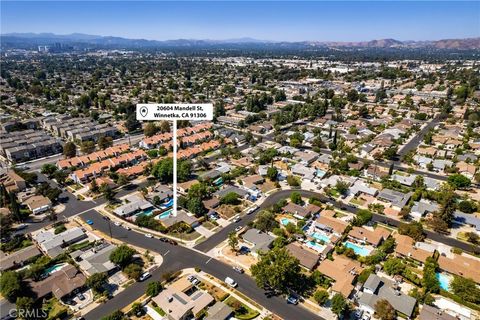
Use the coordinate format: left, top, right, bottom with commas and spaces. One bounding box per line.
194, 225, 215, 238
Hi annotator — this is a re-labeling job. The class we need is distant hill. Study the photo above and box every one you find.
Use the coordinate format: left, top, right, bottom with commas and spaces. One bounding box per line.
1, 33, 479, 50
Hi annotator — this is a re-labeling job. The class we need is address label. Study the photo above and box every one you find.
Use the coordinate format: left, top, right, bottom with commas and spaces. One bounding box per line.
136, 104, 213, 121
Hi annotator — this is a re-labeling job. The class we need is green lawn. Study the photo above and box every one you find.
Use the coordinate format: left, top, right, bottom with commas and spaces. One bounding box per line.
153, 306, 166, 316
225, 296, 260, 320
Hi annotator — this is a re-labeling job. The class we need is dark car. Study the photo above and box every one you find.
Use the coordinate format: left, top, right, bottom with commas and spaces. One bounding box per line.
168, 239, 178, 245
159, 237, 169, 242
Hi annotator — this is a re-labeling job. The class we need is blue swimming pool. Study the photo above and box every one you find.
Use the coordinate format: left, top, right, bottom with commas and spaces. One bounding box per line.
161, 198, 173, 209
311, 232, 330, 243
155, 209, 172, 220
316, 169, 326, 178
281, 218, 295, 226
43, 263, 65, 276
344, 241, 372, 256
306, 241, 326, 252
142, 207, 155, 216
436, 272, 451, 291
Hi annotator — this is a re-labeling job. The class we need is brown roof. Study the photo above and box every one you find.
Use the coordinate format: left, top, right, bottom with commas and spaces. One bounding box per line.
393, 234, 432, 263
286, 242, 319, 271
438, 254, 480, 283
317, 256, 363, 297
348, 226, 391, 246
316, 215, 348, 235
28, 264, 86, 299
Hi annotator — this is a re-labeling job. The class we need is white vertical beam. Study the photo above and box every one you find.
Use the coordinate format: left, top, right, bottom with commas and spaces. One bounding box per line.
173, 120, 177, 217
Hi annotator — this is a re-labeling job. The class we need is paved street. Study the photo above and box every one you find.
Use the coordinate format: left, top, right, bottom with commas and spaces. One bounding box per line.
79, 210, 324, 320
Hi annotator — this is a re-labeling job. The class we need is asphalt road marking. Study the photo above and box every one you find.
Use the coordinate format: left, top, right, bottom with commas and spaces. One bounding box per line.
205, 257, 213, 264
163, 250, 170, 256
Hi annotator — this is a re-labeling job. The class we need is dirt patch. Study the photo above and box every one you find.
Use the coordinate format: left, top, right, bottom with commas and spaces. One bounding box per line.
217, 204, 246, 219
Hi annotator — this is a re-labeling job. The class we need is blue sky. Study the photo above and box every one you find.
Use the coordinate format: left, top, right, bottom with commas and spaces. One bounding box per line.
1, 1, 479, 41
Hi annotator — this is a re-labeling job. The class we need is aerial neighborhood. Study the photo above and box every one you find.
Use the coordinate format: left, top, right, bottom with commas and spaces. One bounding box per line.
1, 10, 480, 320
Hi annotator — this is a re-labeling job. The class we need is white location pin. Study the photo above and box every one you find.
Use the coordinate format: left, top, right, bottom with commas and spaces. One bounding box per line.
140, 106, 148, 117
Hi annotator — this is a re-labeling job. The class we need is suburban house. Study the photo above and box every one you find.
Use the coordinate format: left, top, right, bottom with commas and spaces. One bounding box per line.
23, 195, 52, 215
315, 211, 349, 237
348, 226, 391, 247
0, 170, 26, 192
113, 196, 154, 218
393, 234, 432, 265
282, 202, 320, 220
152, 277, 214, 320
204, 301, 233, 320
242, 228, 274, 257
28, 264, 86, 301
72, 243, 118, 276
410, 200, 440, 219
33, 227, 88, 257
160, 211, 200, 229
0, 245, 41, 272
454, 211, 480, 231
359, 274, 416, 318
317, 255, 363, 298
286, 242, 319, 271
418, 305, 457, 320
377, 189, 413, 211
438, 254, 480, 284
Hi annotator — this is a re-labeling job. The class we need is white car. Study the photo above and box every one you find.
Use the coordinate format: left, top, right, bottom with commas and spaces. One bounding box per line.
234, 226, 243, 232
114, 221, 122, 226
233, 216, 241, 223
225, 277, 237, 288
139, 272, 151, 281
145, 233, 153, 238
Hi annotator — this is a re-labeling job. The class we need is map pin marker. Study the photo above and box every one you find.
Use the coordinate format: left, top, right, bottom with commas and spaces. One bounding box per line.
140, 106, 148, 118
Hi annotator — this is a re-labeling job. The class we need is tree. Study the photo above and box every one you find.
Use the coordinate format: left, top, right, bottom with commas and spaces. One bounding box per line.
0, 271, 22, 302
330, 293, 347, 317
422, 257, 440, 293
266, 166, 278, 181
100, 183, 115, 202
398, 222, 424, 241
383, 258, 405, 276
388, 162, 394, 175
352, 209, 373, 226
144, 123, 159, 137
53, 170, 68, 185
375, 299, 396, 320
63, 141, 77, 158
87, 272, 108, 294
286, 175, 300, 187
335, 181, 349, 196
313, 290, 329, 306
16, 297, 35, 316
450, 276, 480, 304
228, 231, 239, 253
41, 163, 57, 177
90, 179, 99, 193
187, 197, 207, 217
383, 146, 398, 160
465, 232, 479, 244
117, 174, 129, 186
290, 192, 302, 205
110, 245, 136, 268
221, 192, 240, 205
146, 281, 163, 297
125, 113, 141, 133
98, 136, 113, 150
81, 140, 96, 154
254, 210, 279, 232
458, 200, 477, 213
250, 247, 301, 293
101, 310, 125, 320
447, 174, 471, 189
124, 263, 142, 280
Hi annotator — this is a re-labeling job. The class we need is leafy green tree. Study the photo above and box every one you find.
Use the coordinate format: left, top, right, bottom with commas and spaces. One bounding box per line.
250, 247, 301, 293
228, 231, 239, 253
41, 163, 57, 177
0, 271, 22, 302
313, 290, 329, 306
266, 166, 278, 181
450, 276, 480, 304
110, 245, 136, 268
221, 192, 240, 205
375, 299, 396, 320
124, 263, 142, 280
98, 136, 113, 150
146, 281, 163, 297
16, 297, 35, 316
330, 293, 347, 316
254, 211, 279, 232
101, 310, 125, 320
286, 175, 300, 187
63, 141, 77, 158
352, 209, 373, 226
81, 140, 96, 154
117, 174, 129, 186
335, 181, 349, 196
86, 272, 108, 294
290, 192, 302, 205
383, 258, 405, 276
422, 257, 440, 293
458, 200, 477, 213
398, 221, 425, 241
144, 123, 159, 137
447, 174, 471, 189
100, 183, 115, 202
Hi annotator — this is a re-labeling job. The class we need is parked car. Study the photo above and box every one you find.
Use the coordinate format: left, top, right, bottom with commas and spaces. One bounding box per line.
225, 277, 237, 288
86, 220, 94, 225
239, 246, 250, 254
286, 295, 298, 305
233, 266, 244, 274
123, 225, 131, 230
159, 237, 169, 242
139, 272, 151, 281
145, 233, 153, 238
233, 216, 241, 223
187, 275, 200, 285
234, 226, 243, 232
354, 309, 364, 319
102, 216, 110, 221
247, 206, 257, 215
114, 221, 121, 226
168, 239, 178, 245
76, 293, 86, 301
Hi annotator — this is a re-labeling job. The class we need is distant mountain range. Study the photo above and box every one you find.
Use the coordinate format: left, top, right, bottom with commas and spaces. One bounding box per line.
1, 33, 479, 50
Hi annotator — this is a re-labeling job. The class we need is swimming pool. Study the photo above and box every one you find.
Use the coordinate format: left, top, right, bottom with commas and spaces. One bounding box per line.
436, 272, 451, 291
316, 169, 326, 178
43, 263, 66, 276
161, 198, 173, 209
305, 241, 326, 253
280, 218, 295, 226
344, 241, 372, 256
311, 232, 330, 243
155, 209, 173, 220
142, 208, 155, 216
